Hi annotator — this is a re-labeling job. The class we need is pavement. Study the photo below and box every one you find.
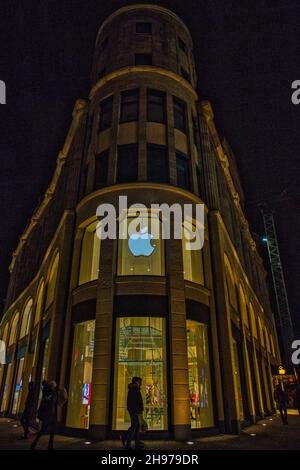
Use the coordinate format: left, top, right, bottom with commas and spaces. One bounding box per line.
0, 411, 300, 451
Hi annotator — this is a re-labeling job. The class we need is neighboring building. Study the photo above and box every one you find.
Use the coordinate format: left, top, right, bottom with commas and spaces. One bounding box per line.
0, 4, 280, 440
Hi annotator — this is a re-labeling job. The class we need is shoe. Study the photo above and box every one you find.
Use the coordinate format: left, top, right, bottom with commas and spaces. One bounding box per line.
120, 434, 127, 447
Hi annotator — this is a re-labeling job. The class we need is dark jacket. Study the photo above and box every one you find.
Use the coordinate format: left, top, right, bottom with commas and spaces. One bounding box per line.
274, 387, 287, 405
127, 382, 144, 415
22, 388, 35, 419
37, 384, 57, 424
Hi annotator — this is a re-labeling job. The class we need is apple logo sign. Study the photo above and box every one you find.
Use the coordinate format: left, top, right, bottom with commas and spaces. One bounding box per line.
128, 227, 155, 257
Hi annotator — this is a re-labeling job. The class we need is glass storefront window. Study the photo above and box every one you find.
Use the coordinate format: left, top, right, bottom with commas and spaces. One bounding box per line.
117, 215, 165, 276
12, 358, 25, 414
1, 363, 13, 412
232, 339, 244, 421
182, 225, 204, 284
113, 317, 167, 430
79, 222, 101, 285
41, 338, 50, 382
186, 320, 214, 428
66, 320, 95, 429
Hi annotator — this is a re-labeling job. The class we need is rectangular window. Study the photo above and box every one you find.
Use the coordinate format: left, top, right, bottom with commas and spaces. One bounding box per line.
182, 224, 204, 285
147, 144, 168, 183
178, 37, 187, 54
187, 321, 214, 428
136, 22, 152, 34
147, 89, 166, 123
181, 67, 191, 83
117, 144, 138, 183
176, 152, 190, 189
66, 320, 95, 429
192, 115, 198, 147
94, 150, 109, 189
173, 97, 186, 132
120, 89, 139, 123
113, 317, 167, 430
135, 53, 152, 66
99, 95, 113, 131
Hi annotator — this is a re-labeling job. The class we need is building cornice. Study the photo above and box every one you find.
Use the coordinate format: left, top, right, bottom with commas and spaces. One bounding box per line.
89, 66, 198, 102
9, 99, 88, 273
199, 101, 258, 254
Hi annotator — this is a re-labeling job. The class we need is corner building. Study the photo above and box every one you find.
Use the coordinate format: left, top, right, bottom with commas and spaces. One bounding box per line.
0, 5, 280, 440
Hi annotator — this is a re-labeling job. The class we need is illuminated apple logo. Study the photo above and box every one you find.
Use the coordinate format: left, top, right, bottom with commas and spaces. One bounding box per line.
128, 227, 155, 257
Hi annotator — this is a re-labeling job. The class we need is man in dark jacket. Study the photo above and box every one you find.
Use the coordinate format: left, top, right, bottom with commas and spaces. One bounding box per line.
30, 380, 58, 450
20, 381, 35, 439
274, 384, 288, 424
121, 376, 144, 449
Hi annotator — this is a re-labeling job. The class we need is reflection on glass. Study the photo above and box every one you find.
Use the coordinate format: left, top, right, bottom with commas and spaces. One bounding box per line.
187, 320, 214, 428
232, 339, 244, 420
41, 338, 50, 381
117, 215, 165, 276
66, 320, 95, 429
113, 317, 167, 430
12, 358, 25, 414
79, 222, 101, 285
1, 363, 13, 412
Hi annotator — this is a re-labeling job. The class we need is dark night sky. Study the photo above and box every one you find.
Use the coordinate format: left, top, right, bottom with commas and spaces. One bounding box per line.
0, 0, 299, 334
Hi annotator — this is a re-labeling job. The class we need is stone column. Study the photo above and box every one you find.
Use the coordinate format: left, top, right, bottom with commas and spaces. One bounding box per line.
208, 211, 240, 433
89, 237, 115, 439
166, 238, 191, 440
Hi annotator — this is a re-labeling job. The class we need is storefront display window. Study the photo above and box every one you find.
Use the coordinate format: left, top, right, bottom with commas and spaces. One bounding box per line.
113, 317, 167, 430
12, 358, 25, 414
117, 215, 164, 276
66, 320, 95, 429
186, 320, 214, 428
1, 363, 13, 412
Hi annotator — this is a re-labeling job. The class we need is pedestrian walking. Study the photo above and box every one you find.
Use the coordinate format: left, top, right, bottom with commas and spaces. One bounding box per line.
19, 381, 35, 439
121, 376, 144, 450
30, 380, 58, 450
274, 383, 288, 424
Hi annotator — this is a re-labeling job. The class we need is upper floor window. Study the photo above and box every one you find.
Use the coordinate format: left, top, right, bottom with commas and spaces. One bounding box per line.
8, 312, 19, 346
147, 89, 166, 123
176, 152, 190, 190
20, 299, 33, 338
173, 97, 186, 133
178, 37, 187, 54
120, 89, 139, 123
117, 214, 165, 276
45, 252, 59, 310
101, 36, 109, 50
181, 67, 191, 83
94, 150, 109, 189
182, 224, 204, 284
135, 53, 152, 66
147, 144, 168, 184
136, 22, 152, 34
192, 115, 198, 147
117, 144, 138, 183
99, 95, 113, 131
79, 222, 101, 285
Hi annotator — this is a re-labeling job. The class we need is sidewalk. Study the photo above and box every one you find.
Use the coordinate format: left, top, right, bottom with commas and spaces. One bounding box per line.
1, 412, 300, 451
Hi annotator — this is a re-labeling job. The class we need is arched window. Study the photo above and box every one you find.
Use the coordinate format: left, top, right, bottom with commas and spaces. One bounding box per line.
20, 299, 33, 338
79, 222, 101, 285
182, 224, 204, 284
8, 313, 19, 346
34, 281, 44, 326
239, 285, 249, 327
45, 252, 59, 309
224, 255, 238, 311
249, 303, 258, 338
1, 323, 9, 345
117, 213, 165, 276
